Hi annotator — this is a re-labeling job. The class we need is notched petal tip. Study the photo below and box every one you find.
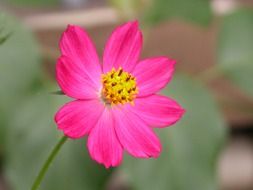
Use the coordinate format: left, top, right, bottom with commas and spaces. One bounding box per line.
170, 105, 186, 126
66, 24, 75, 29
121, 20, 140, 29
130, 20, 139, 28
104, 159, 122, 169
161, 56, 177, 66
178, 107, 186, 119
169, 58, 177, 67
142, 142, 162, 159
159, 55, 176, 62
65, 24, 83, 33
88, 143, 123, 169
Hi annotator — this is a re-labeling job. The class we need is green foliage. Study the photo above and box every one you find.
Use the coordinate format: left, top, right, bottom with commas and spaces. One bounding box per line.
0, 30, 11, 45
144, 0, 212, 26
109, 0, 212, 26
121, 75, 226, 190
109, 0, 149, 20
0, 13, 41, 151
0, 14, 40, 110
218, 9, 253, 97
0, 15, 11, 45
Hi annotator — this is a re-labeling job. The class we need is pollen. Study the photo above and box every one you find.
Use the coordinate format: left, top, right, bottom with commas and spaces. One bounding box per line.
101, 67, 138, 105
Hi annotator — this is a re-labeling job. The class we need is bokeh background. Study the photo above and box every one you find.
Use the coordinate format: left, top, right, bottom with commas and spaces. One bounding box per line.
0, 0, 253, 190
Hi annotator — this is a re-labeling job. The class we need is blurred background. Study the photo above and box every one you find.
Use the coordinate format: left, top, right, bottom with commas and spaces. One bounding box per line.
0, 0, 253, 189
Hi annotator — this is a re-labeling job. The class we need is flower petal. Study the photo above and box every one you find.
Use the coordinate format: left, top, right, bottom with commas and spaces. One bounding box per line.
112, 106, 161, 158
88, 109, 123, 168
56, 56, 101, 99
55, 99, 104, 139
132, 57, 176, 97
132, 95, 185, 128
103, 21, 142, 73
59, 25, 102, 89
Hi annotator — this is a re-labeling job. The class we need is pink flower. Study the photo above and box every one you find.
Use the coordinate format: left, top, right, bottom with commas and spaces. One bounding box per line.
55, 21, 185, 168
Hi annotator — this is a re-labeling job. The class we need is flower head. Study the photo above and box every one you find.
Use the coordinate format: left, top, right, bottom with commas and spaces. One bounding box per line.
55, 21, 185, 168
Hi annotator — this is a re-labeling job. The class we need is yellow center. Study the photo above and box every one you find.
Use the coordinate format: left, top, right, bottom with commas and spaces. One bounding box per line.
101, 67, 138, 105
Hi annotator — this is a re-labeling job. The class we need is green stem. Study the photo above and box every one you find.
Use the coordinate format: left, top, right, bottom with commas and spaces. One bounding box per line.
31, 136, 68, 190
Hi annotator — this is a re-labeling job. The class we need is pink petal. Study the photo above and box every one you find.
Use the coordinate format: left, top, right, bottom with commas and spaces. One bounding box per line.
87, 108, 123, 168
131, 95, 185, 128
59, 25, 102, 89
56, 56, 100, 99
103, 21, 143, 73
132, 57, 176, 97
55, 99, 104, 139
112, 106, 161, 158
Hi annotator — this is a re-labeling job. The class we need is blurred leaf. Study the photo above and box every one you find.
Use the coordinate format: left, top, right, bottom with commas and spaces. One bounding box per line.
144, 0, 212, 26
109, 0, 150, 20
0, 15, 11, 45
0, 13, 41, 150
5, 92, 111, 190
218, 9, 253, 97
121, 75, 226, 190
0, 32, 12, 45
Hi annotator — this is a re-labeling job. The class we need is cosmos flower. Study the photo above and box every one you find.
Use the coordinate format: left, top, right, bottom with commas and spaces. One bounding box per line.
55, 21, 185, 168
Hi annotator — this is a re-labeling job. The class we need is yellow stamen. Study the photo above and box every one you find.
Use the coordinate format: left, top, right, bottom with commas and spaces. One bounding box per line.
101, 67, 138, 105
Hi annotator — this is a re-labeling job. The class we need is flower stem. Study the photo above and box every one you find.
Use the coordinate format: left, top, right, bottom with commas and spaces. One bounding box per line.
31, 136, 68, 190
